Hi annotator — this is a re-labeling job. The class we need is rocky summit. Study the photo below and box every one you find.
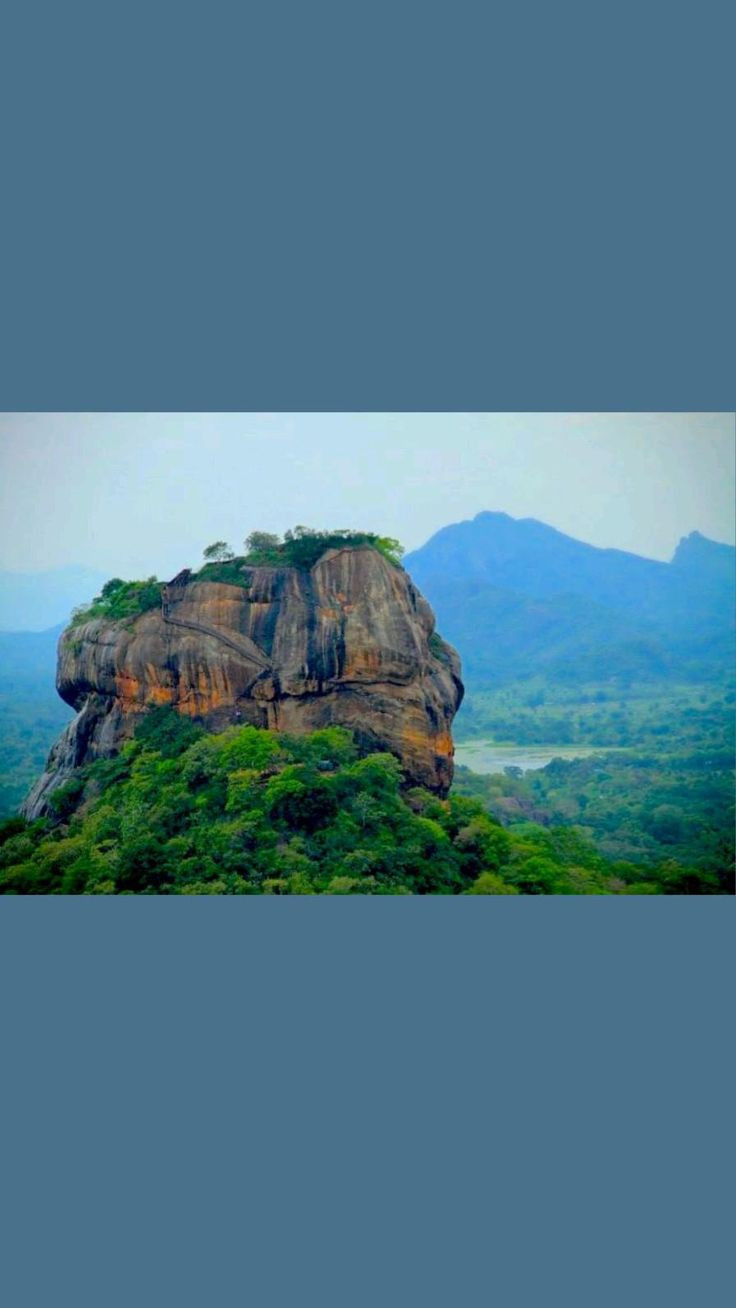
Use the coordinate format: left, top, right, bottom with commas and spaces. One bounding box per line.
23, 546, 463, 817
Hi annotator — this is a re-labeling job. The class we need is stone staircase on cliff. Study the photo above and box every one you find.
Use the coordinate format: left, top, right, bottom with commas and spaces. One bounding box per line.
162, 611, 272, 671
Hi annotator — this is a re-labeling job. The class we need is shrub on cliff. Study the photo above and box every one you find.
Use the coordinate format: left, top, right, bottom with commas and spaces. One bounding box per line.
203, 541, 235, 562
193, 529, 404, 583
195, 559, 253, 587
70, 576, 162, 626
237, 527, 405, 571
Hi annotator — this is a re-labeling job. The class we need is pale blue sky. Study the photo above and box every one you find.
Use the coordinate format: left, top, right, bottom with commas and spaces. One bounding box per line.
0, 412, 733, 578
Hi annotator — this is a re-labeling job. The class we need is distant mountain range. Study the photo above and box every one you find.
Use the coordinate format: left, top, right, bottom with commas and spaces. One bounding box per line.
405, 512, 736, 686
0, 565, 108, 632
0, 623, 66, 683
0, 520, 734, 728
0, 566, 113, 814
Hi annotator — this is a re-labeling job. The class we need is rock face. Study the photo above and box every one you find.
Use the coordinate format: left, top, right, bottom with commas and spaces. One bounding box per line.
23, 547, 463, 817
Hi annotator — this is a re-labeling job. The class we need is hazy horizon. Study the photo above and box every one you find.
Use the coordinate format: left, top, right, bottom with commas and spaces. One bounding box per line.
1, 412, 733, 579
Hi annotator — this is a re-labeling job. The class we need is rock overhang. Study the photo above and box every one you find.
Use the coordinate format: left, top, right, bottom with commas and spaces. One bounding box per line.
22, 546, 463, 817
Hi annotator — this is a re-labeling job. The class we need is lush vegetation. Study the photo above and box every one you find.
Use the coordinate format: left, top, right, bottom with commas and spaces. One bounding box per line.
1, 515, 732, 892
456, 679, 735, 749
0, 695, 71, 816
453, 679, 734, 894
412, 515, 734, 896
455, 753, 733, 894
69, 576, 162, 627
0, 626, 72, 816
0, 708, 700, 895
196, 559, 253, 588
198, 527, 405, 578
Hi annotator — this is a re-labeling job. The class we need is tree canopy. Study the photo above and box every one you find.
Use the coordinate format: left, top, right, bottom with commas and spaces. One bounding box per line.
69, 577, 162, 626
203, 541, 235, 562
236, 527, 405, 571
1, 710, 724, 895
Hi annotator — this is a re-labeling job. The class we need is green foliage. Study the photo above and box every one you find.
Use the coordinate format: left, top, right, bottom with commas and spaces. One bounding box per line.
101, 577, 125, 597
0, 815, 27, 845
203, 541, 235, 562
133, 706, 206, 758
236, 526, 405, 571
244, 531, 281, 554
0, 624, 76, 816
428, 632, 451, 664
455, 741, 735, 892
453, 675, 734, 893
454, 704, 734, 896
69, 577, 162, 627
456, 679, 736, 751
195, 559, 252, 587
0, 693, 72, 818
191, 529, 404, 585
466, 872, 519, 895
48, 773, 87, 821
0, 712, 675, 896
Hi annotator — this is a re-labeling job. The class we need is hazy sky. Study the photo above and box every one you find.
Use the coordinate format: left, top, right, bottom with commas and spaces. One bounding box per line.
0, 413, 733, 578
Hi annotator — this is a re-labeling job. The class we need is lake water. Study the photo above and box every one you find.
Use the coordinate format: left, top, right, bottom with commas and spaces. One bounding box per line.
454, 741, 608, 775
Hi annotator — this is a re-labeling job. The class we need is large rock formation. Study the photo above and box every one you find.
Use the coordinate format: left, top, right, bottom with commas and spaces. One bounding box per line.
23, 547, 463, 817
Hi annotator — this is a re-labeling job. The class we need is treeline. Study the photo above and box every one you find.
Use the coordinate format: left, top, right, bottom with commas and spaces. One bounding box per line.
0, 709, 706, 895
454, 749, 734, 893
0, 625, 73, 816
457, 680, 735, 750
201, 527, 405, 573
451, 676, 734, 892
0, 693, 71, 816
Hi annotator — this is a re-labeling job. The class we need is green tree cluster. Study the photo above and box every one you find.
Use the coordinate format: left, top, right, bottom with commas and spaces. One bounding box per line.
454, 748, 734, 894
70, 577, 162, 627
202, 542, 235, 562
0, 709, 680, 896
197, 527, 405, 576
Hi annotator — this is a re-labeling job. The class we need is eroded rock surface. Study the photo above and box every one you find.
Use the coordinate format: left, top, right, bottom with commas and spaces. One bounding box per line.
23, 547, 463, 816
